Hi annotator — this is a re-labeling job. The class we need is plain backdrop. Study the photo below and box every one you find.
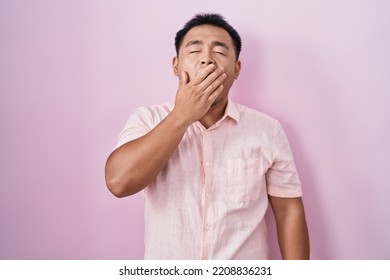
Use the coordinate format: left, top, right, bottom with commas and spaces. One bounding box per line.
1, 0, 389, 259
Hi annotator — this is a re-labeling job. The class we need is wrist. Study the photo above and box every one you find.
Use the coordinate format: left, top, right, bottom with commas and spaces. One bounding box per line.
167, 110, 192, 131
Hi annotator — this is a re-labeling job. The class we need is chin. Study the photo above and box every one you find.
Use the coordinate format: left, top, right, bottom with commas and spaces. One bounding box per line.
212, 94, 228, 107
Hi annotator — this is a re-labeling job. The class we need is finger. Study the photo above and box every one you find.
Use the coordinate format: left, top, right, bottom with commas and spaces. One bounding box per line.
193, 64, 218, 85
197, 68, 226, 90
179, 71, 189, 87
207, 84, 224, 105
203, 72, 227, 95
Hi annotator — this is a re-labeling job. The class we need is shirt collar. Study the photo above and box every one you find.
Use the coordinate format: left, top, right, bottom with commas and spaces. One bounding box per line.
194, 99, 240, 131
224, 98, 240, 124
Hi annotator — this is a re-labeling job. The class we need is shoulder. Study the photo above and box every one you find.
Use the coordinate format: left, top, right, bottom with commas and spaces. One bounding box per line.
233, 101, 280, 128
132, 103, 173, 117
128, 103, 173, 124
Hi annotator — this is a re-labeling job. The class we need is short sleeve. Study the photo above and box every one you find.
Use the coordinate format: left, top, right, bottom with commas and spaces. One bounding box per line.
266, 121, 302, 198
113, 107, 154, 151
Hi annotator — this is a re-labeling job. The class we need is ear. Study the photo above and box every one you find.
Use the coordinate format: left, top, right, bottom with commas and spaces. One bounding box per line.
172, 56, 178, 76
234, 60, 241, 79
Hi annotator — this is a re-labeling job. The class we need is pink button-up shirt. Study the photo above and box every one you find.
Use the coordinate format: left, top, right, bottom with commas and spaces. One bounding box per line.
115, 100, 302, 259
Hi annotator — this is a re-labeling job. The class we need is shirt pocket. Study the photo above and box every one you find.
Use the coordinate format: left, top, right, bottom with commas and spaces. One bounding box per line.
227, 158, 263, 202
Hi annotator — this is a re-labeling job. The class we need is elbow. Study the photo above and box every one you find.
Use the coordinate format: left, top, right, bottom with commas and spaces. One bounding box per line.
105, 154, 146, 197
105, 155, 133, 198
106, 174, 125, 198
106, 180, 126, 198
105, 170, 142, 198
105, 175, 128, 198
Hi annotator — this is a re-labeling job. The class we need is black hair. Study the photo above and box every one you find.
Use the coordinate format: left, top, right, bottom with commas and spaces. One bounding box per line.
175, 13, 242, 60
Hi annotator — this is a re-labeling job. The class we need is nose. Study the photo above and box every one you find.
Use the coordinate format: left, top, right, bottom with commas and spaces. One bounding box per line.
201, 59, 214, 65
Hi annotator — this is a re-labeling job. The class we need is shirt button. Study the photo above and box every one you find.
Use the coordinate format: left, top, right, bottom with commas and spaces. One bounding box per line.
205, 162, 210, 167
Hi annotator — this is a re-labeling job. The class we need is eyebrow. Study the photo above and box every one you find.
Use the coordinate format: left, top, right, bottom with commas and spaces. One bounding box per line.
185, 40, 230, 50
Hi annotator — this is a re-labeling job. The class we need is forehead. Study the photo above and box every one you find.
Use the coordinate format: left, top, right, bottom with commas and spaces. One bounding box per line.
181, 24, 233, 48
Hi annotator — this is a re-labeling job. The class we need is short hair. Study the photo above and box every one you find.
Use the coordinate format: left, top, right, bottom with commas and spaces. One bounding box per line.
175, 13, 242, 60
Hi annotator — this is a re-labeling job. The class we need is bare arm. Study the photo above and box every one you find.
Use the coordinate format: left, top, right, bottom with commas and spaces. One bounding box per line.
105, 64, 226, 197
105, 113, 189, 197
268, 196, 310, 259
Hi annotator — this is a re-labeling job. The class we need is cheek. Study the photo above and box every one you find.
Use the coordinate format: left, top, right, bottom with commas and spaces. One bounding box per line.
224, 67, 237, 80
222, 67, 237, 87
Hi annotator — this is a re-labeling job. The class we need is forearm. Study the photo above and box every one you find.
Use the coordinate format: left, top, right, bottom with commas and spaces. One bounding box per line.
105, 112, 189, 197
106, 65, 226, 197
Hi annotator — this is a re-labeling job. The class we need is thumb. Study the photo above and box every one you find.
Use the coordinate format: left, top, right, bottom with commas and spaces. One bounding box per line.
179, 71, 189, 86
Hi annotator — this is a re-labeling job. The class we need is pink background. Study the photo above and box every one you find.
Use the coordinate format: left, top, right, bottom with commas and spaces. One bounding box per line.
1, 0, 389, 259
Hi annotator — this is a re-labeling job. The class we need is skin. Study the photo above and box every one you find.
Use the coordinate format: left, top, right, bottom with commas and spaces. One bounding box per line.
172, 24, 241, 128
269, 196, 310, 259
105, 24, 310, 259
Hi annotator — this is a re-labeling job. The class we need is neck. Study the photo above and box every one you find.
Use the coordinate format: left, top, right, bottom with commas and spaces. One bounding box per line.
199, 98, 228, 129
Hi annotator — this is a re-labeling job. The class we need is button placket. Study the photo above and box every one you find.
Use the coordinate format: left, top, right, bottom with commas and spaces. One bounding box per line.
200, 131, 213, 260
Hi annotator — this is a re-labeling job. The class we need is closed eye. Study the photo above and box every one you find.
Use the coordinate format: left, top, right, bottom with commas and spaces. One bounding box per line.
214, 52, 227, 56
189, 51, 200, 54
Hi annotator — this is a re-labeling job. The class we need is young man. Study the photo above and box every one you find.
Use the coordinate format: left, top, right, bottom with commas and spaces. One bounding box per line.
105, 13, 309, 260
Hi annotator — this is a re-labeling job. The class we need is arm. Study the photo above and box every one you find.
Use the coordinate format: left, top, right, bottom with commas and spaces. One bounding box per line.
105, 113, 189, 197
268, 196, 310, 259
105, 64, 226, 197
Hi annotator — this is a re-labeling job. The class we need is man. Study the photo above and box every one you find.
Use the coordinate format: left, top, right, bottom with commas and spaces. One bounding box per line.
105, 13, 309, 260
